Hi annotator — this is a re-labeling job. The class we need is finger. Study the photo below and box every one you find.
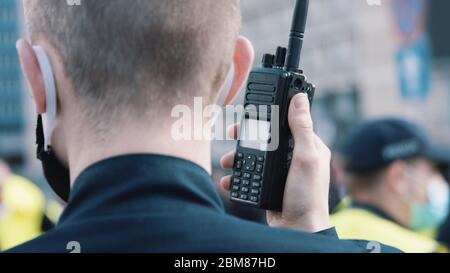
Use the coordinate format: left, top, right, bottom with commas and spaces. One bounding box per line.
288, 93, 316, 153
220, 150, 236, 169
227, 123, 240, 140
220, 175, 232, 192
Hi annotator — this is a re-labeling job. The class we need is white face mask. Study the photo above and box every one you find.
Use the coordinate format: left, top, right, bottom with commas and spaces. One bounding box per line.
410, 178, 450, 231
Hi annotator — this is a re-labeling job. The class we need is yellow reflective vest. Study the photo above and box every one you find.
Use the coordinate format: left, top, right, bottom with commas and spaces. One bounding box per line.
0, 175, 45, 251
332, 205, 447, 253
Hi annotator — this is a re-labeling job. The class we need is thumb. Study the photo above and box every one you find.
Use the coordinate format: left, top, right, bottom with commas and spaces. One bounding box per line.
288, 93, 316, 153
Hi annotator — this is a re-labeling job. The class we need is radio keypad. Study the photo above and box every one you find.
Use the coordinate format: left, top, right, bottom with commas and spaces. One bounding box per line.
240, 194, 248, 200
252, 182, 261, 188
231, 153, 265, 204
243, 173, 252, 179
256, 164, 263, 174
235, 160, 243, 170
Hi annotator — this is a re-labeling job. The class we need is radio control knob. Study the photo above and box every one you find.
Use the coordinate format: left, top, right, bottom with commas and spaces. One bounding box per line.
275, 47, 287, 67
262, 54, 275, 68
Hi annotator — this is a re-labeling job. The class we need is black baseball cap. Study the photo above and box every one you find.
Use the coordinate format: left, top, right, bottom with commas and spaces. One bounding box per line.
339, 118, 450, 173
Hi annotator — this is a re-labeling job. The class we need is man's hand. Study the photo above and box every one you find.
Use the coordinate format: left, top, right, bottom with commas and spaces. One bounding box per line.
220, 93, 332, 233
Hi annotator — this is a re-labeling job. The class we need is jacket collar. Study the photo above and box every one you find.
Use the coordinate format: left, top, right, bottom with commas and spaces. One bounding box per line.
58, 154, 225, 225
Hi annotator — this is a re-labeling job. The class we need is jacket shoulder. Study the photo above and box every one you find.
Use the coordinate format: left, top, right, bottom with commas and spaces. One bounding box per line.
6, 210, 402, 253
332, 208, 442, 253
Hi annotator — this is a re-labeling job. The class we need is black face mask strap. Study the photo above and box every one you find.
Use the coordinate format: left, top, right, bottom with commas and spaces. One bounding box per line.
36, 115, 71, 202
36, 115, 45, 159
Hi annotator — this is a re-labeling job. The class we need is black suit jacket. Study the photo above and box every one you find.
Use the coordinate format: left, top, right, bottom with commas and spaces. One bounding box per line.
8, 155, 399, 253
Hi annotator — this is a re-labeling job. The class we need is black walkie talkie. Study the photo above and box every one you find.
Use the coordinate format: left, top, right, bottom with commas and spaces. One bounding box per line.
231, 0, 315, 211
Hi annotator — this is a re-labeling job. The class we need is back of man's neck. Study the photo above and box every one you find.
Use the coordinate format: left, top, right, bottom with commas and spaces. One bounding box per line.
66, 123, 212, 187
353, 191, 410, 228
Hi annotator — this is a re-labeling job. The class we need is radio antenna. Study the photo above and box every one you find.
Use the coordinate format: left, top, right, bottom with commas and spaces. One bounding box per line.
285, 0, 309, 71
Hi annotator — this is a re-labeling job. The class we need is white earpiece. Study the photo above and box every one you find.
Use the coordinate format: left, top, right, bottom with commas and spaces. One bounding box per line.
216, 63, 235, 106
33, 46, 57, 152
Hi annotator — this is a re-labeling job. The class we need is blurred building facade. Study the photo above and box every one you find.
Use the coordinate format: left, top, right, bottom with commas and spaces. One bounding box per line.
0, 0, 25, 171
240, 0, 450, 148
0, 0, 45, 191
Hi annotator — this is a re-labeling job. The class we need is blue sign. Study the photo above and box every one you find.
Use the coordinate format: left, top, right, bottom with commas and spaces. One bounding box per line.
391, 0, 426, 39
396, 36, 431, 100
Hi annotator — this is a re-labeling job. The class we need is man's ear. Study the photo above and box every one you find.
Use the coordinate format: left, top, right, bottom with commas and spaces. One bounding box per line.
16, 39, 46, 114
222, 36, 255, 105
385, 161, 408, 194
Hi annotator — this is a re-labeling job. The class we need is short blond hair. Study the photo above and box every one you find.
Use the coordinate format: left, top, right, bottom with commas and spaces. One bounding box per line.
24, 0, 240, 118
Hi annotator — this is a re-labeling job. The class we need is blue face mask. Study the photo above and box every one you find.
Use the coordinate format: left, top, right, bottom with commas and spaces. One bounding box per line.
410, 179, 450, 231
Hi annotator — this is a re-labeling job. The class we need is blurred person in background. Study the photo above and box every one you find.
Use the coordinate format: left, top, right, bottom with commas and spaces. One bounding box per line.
331, 118, 450, 253
438, 165, 450, 247
0, 159, 61, 251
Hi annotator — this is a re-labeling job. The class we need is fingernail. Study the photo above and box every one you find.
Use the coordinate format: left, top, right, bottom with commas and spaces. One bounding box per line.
294, 94, 308, 109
